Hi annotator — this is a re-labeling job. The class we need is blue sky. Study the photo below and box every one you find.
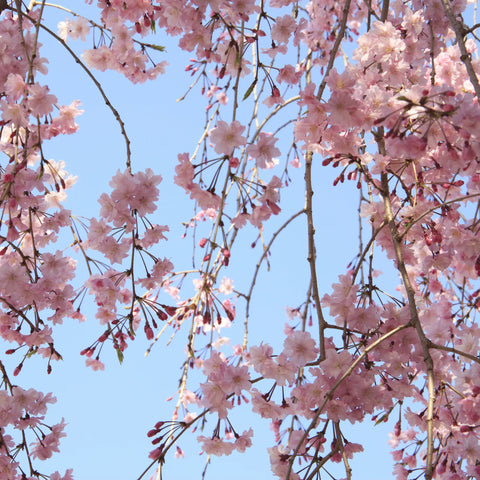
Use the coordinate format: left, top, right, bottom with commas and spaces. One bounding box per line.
7, 2, 401, 479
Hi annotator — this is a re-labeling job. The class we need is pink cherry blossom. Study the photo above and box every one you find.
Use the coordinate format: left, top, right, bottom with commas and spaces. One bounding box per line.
271, 15, 297, 44
3, 1, 480, 479
31, 419, 67, 460
247, 132, 281, 169
85, 358, 105, 371
209, 120, 247, 155
282, 330, 317, 367
197, 435, 235, 456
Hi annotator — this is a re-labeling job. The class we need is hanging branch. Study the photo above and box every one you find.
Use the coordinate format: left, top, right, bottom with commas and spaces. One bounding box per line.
440, 0, 480, 101
13, 6, 133, 170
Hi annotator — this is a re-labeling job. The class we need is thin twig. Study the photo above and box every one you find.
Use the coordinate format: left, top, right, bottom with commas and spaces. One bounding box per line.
243, 209, 304, 349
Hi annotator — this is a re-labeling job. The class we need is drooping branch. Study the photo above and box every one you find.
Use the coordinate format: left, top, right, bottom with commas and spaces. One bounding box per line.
304, 150, 327, 361
380, 170, 436, 480
440, 0, 480, 101
243, 209, 305, 349
315, 0, 353, 101
286, 322, 410, 480
16, 7, 133, 170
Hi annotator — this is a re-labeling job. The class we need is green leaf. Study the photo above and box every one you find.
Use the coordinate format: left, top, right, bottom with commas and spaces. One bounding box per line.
243, 80, 257, 101
116, 348, 124, 364
146, 43, 165, 52
374, 414, 388, 425
27, 348, 37, 358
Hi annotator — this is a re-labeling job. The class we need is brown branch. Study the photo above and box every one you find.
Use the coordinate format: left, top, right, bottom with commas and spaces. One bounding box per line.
304, 443, 341, 480
380, 0, 389, 22
302, 0, 355, 362
243, 209, 305, 349
286, 322, 410, 480
315, 0, 353, 101
335, 422, 352, 480
16, 9, 133, 170
440, 0, 480, 101
304, 150, 327, 361
428, 341, 480, 364
380, 170, 435, 480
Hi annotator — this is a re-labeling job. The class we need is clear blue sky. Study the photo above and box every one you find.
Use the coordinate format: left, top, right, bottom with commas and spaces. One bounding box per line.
9, 2, 399, 479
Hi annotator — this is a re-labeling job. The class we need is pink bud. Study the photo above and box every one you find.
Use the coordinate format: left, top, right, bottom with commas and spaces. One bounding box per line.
436, 457, 447, 475
441, 104, 455, 112
199, 238, 208, 248
266, 200, 281, 215
163, 305, 177, 316
148, 446, 164, 460
229, 157, 239, 168
144, 324, 154, 340
175, 446, 184, 458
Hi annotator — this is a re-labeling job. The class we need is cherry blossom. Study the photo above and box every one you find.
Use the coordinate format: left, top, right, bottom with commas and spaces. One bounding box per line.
2, 1, 480, 479
247, 132, 281, 169
282, 330, 317, 368
209, 120, 247, 155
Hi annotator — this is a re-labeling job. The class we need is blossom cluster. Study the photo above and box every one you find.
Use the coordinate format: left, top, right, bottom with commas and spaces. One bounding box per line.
2, 0, 480, 480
